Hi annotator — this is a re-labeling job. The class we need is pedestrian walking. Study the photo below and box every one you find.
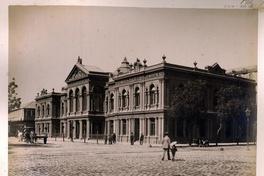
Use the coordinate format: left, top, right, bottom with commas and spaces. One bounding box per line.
104, 134, 108, 144
140, 133, 144, 145
130, 132, 134, 145
112, 133, 116, 144
161, 132, 171, 160
108, 134, 112, 145
30, 130, 35, 143
170, 141, 177, 161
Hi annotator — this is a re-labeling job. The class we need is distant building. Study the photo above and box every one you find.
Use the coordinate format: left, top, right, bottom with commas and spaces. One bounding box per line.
8, 101, 35, 136
227, 65, 257, 82
35, 89, 61, 137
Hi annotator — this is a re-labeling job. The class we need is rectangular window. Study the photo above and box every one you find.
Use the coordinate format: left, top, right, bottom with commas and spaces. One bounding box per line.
150, 118, 155, 136
122, 119, 126, 135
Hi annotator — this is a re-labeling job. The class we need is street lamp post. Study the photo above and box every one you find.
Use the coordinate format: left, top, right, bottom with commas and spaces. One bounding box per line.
245, 107, 251, 149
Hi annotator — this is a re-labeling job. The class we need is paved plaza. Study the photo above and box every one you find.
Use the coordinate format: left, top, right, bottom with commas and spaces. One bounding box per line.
8, 137, 256, 176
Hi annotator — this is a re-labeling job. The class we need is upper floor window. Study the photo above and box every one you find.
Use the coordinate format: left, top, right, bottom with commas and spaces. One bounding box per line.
42, 105, 45, 117
69, 90, 73, 112
105, 96, 108, 113
82, 87, 87, 111
61, 102, 64, 116
135, 87, 140, 107
37, 106, 40, 117
110, 93, 114, 112
122, 89, 127, 108
47, 104, 50, 116
75, 88, 80, 112
150, 84, 156, 105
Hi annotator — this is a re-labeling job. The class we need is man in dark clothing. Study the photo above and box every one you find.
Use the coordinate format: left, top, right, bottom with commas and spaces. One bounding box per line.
130, 132, 134, 145
112, 133, 116, 144
140, 133, 144, 145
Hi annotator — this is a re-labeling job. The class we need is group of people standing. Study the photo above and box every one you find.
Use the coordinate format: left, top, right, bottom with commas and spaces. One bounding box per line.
17, 129, 36, 144
105, 132, 145, 145
161, 132, 178, 161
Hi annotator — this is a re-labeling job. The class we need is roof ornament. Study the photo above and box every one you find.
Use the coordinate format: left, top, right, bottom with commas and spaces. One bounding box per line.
143, 59, 147, 67
52, 88, 55, 93
77, 56, 82, 64
162, 54, 166, 63
193, 61, 197, 69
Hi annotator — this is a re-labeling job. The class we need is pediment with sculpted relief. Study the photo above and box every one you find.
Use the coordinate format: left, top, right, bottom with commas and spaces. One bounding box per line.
65, 66, 88, 83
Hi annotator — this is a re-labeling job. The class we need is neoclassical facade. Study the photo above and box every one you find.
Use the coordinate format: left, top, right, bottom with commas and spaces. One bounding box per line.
35, 89, 61, 137
34, 56, 256, 143
105, 57, 257, 144
59, 57, 108, 139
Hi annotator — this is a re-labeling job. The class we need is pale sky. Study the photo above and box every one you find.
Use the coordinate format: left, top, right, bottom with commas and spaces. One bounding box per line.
9, 6, 258, 104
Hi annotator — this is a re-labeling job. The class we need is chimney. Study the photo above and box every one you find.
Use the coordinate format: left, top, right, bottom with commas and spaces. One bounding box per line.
77, 56, 82, 64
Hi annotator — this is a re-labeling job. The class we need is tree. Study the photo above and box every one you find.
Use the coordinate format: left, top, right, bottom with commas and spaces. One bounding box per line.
216, 85, 247, 145
169, 79, 207, 144
8, 78, 21, 112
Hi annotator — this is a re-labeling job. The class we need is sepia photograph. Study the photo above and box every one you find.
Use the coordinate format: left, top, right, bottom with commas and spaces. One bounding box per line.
4, 1, 264, 176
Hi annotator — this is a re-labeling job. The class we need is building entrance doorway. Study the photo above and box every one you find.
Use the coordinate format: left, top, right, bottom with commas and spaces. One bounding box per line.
134, 118, 140, 141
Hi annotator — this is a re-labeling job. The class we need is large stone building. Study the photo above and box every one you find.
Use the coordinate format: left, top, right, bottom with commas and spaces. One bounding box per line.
104, 57, 257, 144
35, 57, 109, 139
34, 56, 256, 143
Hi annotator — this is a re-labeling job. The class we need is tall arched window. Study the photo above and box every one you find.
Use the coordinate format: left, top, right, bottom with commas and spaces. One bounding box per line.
76, 88, 80, 112
110, 93, 114, 112
69, 90, 73, 112
135, 87, 140, 107
42, 105, 45, 117
61, 102, 64, 116
47, 104, 50, 116
105, 96, 108, 113
37, 106, 40, 117
122, 89, 127, 108
150, 84, 155, 105
82, 87, 87, 111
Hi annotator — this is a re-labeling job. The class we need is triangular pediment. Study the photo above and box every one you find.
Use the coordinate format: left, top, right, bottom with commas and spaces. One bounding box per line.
206, 63, 226, 74
65, 65, 88, 83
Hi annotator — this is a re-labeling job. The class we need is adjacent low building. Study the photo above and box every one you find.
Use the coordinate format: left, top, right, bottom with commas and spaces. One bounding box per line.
8, 101, 35, 136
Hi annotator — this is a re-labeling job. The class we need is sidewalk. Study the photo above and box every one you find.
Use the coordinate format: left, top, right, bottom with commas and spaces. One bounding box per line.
11, 137, 255, 148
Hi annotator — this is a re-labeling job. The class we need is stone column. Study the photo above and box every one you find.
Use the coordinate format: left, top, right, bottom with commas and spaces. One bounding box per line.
128, 118, 131, 135
73, 120, 76, 139
113, 120, 116, 134
86, 119, 90, 139
67, 98, 70, 115
155, 117, 159, 137
67, 120, 70, 138
159, 80, 163, 109
107, 120, 110, 135
161, 117, 164, 138
64, 100, 67, 116
79, 120, 83, 139
49, 123, 52, 137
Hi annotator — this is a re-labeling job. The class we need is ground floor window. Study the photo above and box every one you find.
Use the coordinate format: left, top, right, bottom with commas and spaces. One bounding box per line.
150, 118, 155, 136
122, 119, 126, 135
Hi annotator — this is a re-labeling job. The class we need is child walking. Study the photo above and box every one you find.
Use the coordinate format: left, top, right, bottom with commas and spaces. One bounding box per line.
170, 141, 178, 161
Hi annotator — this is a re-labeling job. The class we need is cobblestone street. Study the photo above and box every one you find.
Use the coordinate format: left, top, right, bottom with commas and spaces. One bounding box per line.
8, 138, 256, 176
